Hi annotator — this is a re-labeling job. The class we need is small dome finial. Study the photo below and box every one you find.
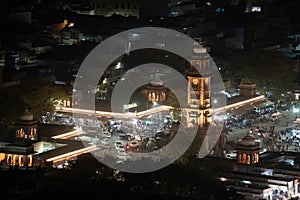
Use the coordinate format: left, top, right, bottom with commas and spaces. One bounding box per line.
238, 130, 259, 147
19, 109, 34, 121
150, 74, 163, 86
193, 45, 206, 54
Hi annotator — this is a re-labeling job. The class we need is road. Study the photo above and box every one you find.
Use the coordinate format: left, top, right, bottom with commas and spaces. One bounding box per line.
226, 110, 300, 152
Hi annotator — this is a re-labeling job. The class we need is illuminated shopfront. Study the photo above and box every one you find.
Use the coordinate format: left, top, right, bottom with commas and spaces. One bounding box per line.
0, 143, 35, 168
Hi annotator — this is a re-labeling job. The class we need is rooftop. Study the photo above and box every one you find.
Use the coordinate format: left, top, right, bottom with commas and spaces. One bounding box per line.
238, 132, 259, 147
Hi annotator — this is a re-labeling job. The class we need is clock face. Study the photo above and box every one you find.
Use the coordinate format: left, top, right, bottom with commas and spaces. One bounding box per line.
192, 78, 199, 85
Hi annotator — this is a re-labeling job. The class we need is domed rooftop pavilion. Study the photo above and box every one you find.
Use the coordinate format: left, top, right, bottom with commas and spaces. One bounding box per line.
239, 132, 260, 147
19, 109, 34, 121
146, 74, 167, 107
237, 131, 260, 165
15, 109, 38, 141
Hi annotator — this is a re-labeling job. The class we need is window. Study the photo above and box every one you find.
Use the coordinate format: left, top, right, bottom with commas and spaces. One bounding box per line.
13, 155, 18, 165
7, 155, 12, 165
247, 155, 250, 164
102, 2, 106, 8
20, 156, 24, 167
115, 3, 119, 9
121, 3, 125, 9
27, 155, 33, 167
169, 11, 182, 17
191, 85, 200, 94
127, 3, 131, 9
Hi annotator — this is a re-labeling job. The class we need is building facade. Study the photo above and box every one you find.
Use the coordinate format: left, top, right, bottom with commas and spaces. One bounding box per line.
0, 143, 35, 169
93, 0, 139, 18
236, 131, 260, 165
15, 110, 38, 141
146, 75, 167, 108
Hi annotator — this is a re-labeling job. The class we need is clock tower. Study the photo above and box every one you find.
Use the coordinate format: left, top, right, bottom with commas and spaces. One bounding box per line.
185, 45, 212, 127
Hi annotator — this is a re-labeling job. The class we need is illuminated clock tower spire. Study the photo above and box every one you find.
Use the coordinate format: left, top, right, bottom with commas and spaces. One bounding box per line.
185, 44, 212, 127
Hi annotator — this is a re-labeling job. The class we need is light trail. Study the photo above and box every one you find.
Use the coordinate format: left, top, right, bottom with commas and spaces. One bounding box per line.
52, 130, 85, 139
58, 105, 173, 119
212, 95, 266, 114
57, 96, 265, 120
52, 127, 84, 139
46, 145, 99, 163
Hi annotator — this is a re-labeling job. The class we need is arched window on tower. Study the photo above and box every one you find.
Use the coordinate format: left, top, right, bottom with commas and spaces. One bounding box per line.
30, 128, 34, 137
33, 128, 37, 138
247, 155, 251, 165
17, 128, 25, 138
19, 156, 24, 167
13, 155, 18, 166
7, 155, 12, 165
27, 155, 33, 167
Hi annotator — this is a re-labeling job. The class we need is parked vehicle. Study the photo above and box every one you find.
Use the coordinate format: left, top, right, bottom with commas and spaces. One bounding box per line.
126, 141, 140, 152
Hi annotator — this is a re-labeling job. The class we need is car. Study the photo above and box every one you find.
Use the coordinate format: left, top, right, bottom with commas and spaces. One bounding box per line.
225, 150, 237, 159
114, 141, 122, 147
130, 141, 140, 151
115, 143, 125, 151
100, 138, 110, 146
116, 129, 126, 134
270, 115, 278, 122
293, 141, 300, 146
119, 133, 126, 140
126, 134, 135, 140
125, 140, 140, 152
155, 131, 170, 138
155, 137, 162, 142
119, 133, 135, 141
294, 116, 300, 124
134, 135, 142, 141
103, 131, 111, 138
117, 150, 130, 161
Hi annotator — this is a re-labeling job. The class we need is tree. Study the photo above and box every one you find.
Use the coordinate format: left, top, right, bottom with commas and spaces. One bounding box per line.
0, 79, 70, 128
0, 88, 26, 129
224, 49, 296, 98
21, 80, 70, 120
129, 86, 148, 111
166, 88, 187, 108
166, 89, 187, 121
172, 125, 207, 166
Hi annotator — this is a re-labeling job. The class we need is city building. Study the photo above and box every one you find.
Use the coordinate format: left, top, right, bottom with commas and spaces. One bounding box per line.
0, 110, 38, 169
0, 143, 35, 169
15, 110, 38, 141
210, 125, 228, 157
239, 81, 258, 99
6, 49, 37, 70
184, 45, 212, 127
93, 0, 139, 18
0, 109, 91, 170
201, 133, 300, 199
139, 0, 196, 19
0, 49, 5, 68
139, 0, 199, 37
236, 131, 260, 165
145, 75, 167, 108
